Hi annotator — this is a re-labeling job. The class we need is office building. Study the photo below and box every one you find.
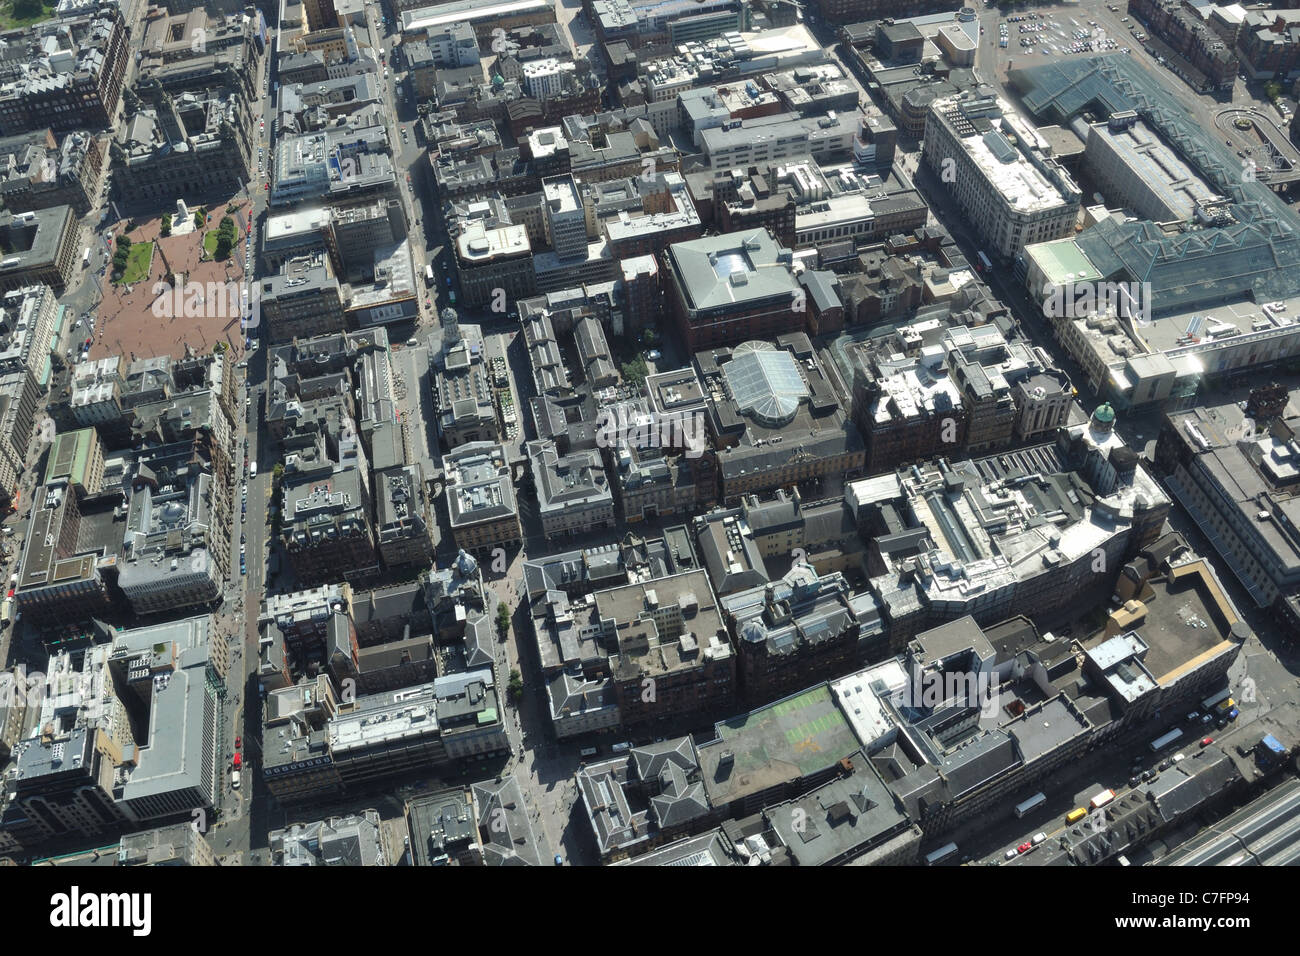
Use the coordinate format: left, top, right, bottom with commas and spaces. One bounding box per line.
922, 88, 1080, 261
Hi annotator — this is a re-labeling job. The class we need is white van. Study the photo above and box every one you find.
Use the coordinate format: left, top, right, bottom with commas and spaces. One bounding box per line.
231, 770, 241, 790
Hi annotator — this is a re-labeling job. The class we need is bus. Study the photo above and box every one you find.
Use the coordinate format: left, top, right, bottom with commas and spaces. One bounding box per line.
1089, 789, 1116, 811
1065, 808, 1088, 825
1014, 792, 1047, 818
924, 842, 959, 866
1150, 727, 1183, 752
1201, 688, 1231, 712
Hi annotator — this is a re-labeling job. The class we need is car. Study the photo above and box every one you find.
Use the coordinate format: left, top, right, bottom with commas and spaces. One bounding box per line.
1217, 717, 1229, 729
1227, 707, 1239, 720
1141, 769, 1154, 781
1032, 832, 1046, 845
1129, 774, 1140, 787
1186, 710, 1199, 722
1016, 842, 1032, 854
235, 736, 242, 748
1158, 758, 1172, 771
647, 349, 662, 361
1004, 848, 1018, 859
240, 533, 246, 544
1202, 714, 1213, 725
1200, 736, 1214, 747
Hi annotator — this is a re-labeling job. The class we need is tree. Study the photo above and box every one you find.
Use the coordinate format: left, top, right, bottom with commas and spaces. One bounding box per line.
111, 235, 131, 275
621, 356, 649, 387
507, 668, 523, 704
193, 210, 204, 231
272, 463, 284, 483
160, 213, 172, 237
496, 602, 511, 640
214, 215, 238, 260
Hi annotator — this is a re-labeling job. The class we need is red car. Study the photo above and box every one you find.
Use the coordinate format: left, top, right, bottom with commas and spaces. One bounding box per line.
1017, 841, 1032, 854
1200, 736, 1214, 747
235, 736, 242, 748
232, 752, 242, 768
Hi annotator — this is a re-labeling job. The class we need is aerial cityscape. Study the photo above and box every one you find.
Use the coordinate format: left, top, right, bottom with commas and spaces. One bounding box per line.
0, 0, 1297, 883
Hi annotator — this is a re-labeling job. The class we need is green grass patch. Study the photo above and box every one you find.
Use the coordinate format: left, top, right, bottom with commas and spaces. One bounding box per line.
203, 231, 219, 259
117, 241, 154, 285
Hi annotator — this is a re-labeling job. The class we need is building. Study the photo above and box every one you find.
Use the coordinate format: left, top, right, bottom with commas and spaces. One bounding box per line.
118, 821, 219, 866
0, 6, 130, 135
432, 321, 499, 449
260, 252, 346, 342
270, 810, 387, 865
270, 123, 394, 207
1129, 0, 1238, 89
7, 616, 222, 840
375, 463, 434, 567
528, 439, 614, 537
696, 336, 865, 502
452, 220, 536, 308
400, 0, 557, 40
699, 112, 856, 169
116, 439, 230, 616
922, 88, 1081, 261
112, 91, 254, 204
0, 284, 58, 385
595, 570, 736, 728
1154, 396, 1300, 609
0, 206, 79, 293
424, 22, 479, 69
136, 5, 267, 107
444, 442, 522, 555
0, 131, 104, 217
280, 458, 378, 586
665, 228, 806, 352
724, 563, 885, 705
542, 174, 587, 261
1082, 112, 1224, 225
851, 408, 1171, 646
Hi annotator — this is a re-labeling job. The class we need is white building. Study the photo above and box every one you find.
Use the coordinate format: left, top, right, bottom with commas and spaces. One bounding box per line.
922, 88, 1081, 260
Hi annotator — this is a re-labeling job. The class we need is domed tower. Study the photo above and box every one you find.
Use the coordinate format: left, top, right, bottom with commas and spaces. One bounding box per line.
1090, 402, 1116, 436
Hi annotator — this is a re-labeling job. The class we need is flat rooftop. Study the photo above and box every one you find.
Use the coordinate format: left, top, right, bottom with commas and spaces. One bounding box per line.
698, 684, 861, 808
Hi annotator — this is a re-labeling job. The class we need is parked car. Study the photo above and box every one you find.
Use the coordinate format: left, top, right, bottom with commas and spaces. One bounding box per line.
1200, 736, 1214, 747
1016, 841, 1032, 854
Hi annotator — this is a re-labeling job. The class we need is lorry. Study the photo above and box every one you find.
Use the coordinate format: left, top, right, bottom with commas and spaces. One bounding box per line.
1089, 788, 1116, 811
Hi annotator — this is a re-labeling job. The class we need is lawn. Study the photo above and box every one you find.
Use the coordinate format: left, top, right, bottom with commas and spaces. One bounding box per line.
203, 231, 219, 259
118, 241, 154, 285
